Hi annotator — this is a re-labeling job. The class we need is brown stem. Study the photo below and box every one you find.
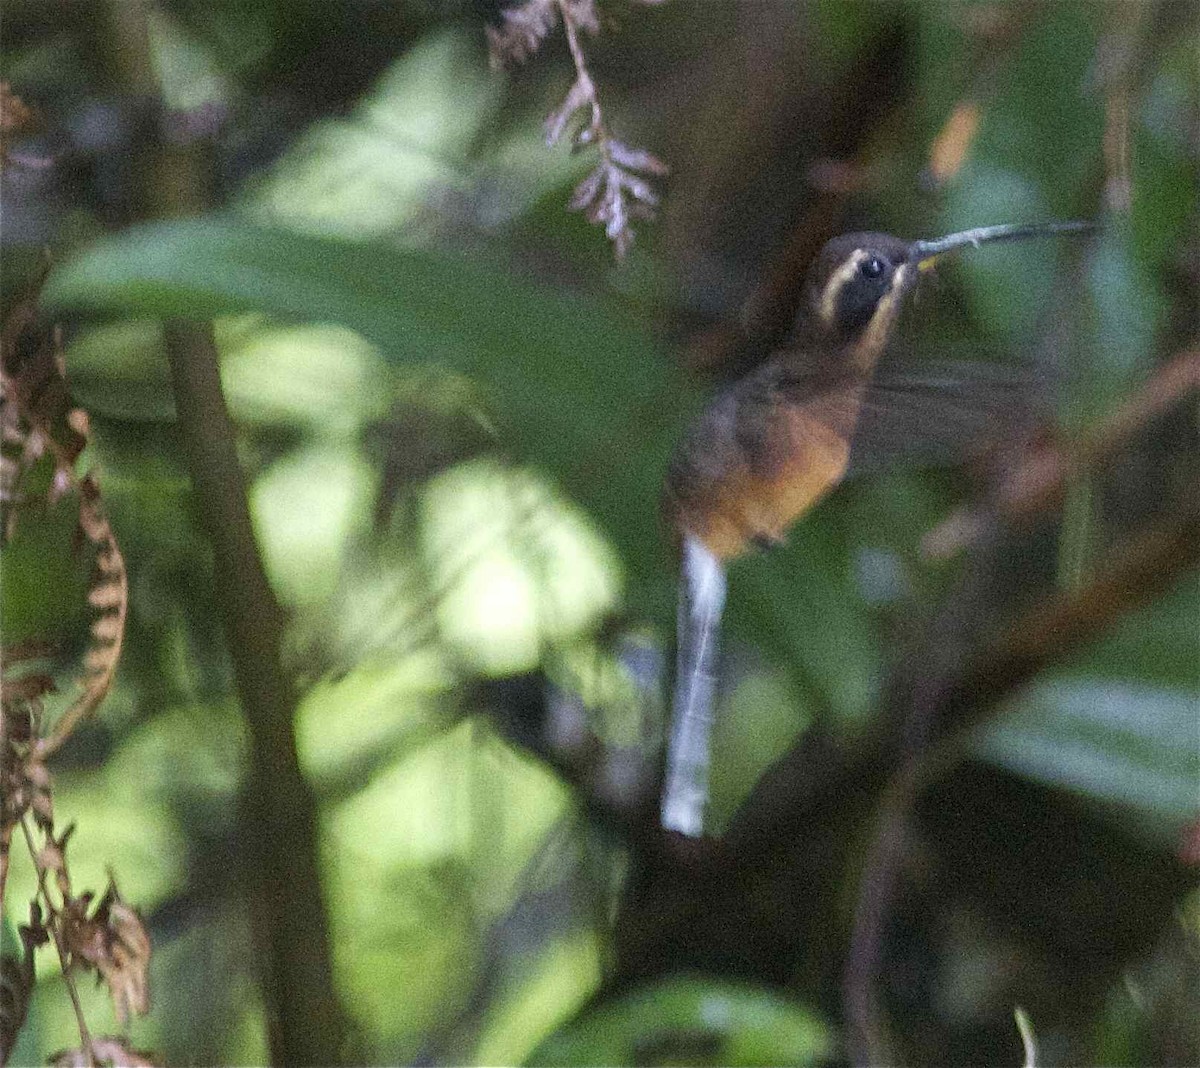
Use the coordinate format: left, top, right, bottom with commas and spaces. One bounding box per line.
21, 818, 94, 1067
85, 0, 349, 1061
557, 1, 604, 136
163, 322, 348, 1066
842, 766, 916, 1068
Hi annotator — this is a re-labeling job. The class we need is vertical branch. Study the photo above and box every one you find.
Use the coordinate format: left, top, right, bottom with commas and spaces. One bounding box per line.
170, 160, 343, 1068
89, 1, 348, 1062
163, 322, 348, 1066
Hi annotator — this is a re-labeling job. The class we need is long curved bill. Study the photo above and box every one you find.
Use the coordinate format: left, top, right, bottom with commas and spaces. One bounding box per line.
911, 220, 1095, 271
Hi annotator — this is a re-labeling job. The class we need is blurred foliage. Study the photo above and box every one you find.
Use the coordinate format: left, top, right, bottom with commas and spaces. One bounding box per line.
525, 976, 831, 1067
2, 0, 1198, 1065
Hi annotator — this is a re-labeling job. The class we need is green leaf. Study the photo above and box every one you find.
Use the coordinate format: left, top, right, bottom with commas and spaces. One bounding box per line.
43, 216, 697, 622
973, 676, 1200, 843
1, 912, 22, 959
728, 516, 881, 725
525, 975, 830, 1067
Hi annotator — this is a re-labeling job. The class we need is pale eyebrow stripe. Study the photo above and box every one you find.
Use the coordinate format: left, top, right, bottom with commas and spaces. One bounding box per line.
819, 248, 869, 325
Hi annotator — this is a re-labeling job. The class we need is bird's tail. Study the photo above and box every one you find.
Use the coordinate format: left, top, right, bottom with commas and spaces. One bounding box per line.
661, 534, 727, 836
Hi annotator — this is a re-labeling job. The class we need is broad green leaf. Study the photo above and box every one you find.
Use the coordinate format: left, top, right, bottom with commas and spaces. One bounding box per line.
43, 216, 692, 621
973, 676, 1200, 844
525, 975, 830, 1067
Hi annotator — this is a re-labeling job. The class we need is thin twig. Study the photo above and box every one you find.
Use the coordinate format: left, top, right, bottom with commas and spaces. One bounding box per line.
557, 3, 602, 133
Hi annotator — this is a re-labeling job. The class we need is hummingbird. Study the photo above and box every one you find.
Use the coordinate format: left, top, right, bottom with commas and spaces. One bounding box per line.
659, 221, 1094, 836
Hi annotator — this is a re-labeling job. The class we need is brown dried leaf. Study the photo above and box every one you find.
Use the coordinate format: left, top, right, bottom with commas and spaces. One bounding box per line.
36, 840, 68, 884
88, 883, 152, 1025
2, 643, 58, 895
4, 752, 55, 837
486, 0, 560, 68
34, 823, 75, 903
61, 892, 106, 969
1, 267, 86, 541
21, 903, 51, 951
607, 140, 669, 176
29, 770, 55, 828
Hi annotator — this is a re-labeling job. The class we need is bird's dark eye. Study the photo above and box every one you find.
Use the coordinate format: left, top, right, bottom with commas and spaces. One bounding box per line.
859, 256, 885, 279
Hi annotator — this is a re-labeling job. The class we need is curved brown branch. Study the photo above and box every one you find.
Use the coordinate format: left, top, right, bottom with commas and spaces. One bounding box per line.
842, 487, 1200, 1065
36, 477, 128, 760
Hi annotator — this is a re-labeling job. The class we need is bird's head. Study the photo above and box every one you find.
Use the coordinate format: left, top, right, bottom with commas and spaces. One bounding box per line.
802, 221, 1094, 369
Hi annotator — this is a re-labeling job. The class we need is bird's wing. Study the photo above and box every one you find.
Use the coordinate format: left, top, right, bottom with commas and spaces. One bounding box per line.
846, 359, 1041, 476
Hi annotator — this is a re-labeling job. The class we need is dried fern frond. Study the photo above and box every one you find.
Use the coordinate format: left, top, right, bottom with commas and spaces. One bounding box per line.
23, 824, 155, 1062
569, 146, 667, 258
59, 879, 151, 1026
1, 638, 58, 902
0, 272, 129, 758
34, 476, 128, 759
0, 263, 87, 541
1, 275, 146, 1059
